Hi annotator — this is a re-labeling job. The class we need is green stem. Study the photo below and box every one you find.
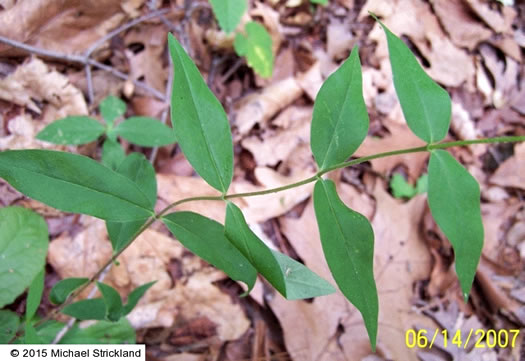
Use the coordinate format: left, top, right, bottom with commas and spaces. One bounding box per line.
15, 135, 524, 341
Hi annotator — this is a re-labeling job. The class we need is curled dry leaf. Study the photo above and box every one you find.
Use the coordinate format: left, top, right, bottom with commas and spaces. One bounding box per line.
490, 143, 525, 190
0, 0, 145, 56
463, 0, 516, 34
234, 77, 302, 135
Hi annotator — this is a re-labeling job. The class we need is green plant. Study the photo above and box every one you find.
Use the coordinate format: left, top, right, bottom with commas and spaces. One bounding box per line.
1, 16, 524, 350
390, 173, 428, 199
37, 95, 176, 170
208, 0, 274, 78
0, 207, 151, 343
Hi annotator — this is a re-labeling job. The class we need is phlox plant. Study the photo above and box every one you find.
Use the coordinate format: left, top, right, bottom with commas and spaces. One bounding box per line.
0, 14, 523, 349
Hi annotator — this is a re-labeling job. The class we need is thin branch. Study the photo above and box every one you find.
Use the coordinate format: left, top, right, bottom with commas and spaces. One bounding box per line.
0, 35, 166, 101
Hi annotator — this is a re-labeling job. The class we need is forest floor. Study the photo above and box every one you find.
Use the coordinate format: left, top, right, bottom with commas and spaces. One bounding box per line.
0, 0, 524, 360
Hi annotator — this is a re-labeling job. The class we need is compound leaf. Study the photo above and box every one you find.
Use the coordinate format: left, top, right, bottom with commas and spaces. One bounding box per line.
49, 278, 89, 305
0, 207, 48, 308
225, 202, 335, 299
62, 299, 107, 321
374, 16, 450, 143
168, 34, 234, 193
36, 116, 105, 145
0, 310, 19, 343
25, 269, 45, 321
122, 281, 156, 316
0, 150, 154, 222
428, 150, 483, 301
100, 95, 126, 126
311, 45, 368, 170
234, 22, 274, 78
97, 283, 123, 322
114, 117, 177, 147
313, 179, 378, 350
209, 0, 247, 33
163, 212, 256, 292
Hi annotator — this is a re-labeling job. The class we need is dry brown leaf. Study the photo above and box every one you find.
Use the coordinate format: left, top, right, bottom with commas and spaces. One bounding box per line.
326, 19, 354, 61
234, 77, 303, 135
0, 0, 145, 56
431, 0, 492, 50
0, 58, 87, 117
365, 0, 475, 87
162, 354, 205, 361
241, 109, 310, 167
464, 0, 516, 34
297, 61, 323, 101
490, 142, 525, 190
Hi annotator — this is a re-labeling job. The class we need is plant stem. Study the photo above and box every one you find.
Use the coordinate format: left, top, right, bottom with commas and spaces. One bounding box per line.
16, 134, 525, 341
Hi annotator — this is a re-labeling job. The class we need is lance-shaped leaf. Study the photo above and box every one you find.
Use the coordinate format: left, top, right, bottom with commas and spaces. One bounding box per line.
428, 150, 483, 301
49, 278, 89, 305
313, 179, 378, 350
122, 281, 156, 316
114, 116, 177, 147
106, 153, 157, 252
62, 299, 107, 321
225, 202, 335, 299
234, 22, 274, 78
0, 150, 154, 221
310, 45, 369, 170
163, 212, 256, 292
0, 207, 48, 308
168, 34, 234, 193
373, 15, 451, 143
25, 269, 45, 321
37, 116, 105, 145
100, 95, 126, 127
209, 0, 247, 33
97, 283, 123, 322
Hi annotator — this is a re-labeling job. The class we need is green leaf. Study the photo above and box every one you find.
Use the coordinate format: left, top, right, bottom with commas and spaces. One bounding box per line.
225, 202, 335, 299
0, 150, 154, 221
25, 269, 45, 321
373, 16, 451, 143
122, 281, 156, 316
416, 173, 428, 194
168, 33, 234, 193
36, 116, 105, 145
428, 150, 483, 301
101, 138, 126, 170
114, 116, 177, 147
100, 95, 126, 126
234, 22, 274, 78
106, 152, 156, 252
62, 298, 107, 321
0, 310, 20, 343
310, 0, 328, 4
163, 212, 256, 291
390, 174, 416, 199
313, 179, 378, 350
209, 0, 247, 33
97, 283, 123, 322
49, 278, 89, 305
24, 323, 43, 344
310, 45, 368, 170
59, 319, 136, 344
0, 207, 48, 308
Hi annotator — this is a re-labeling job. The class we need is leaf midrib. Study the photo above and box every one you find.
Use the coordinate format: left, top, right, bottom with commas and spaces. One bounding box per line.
2, 161, 151, 216
175, 47, 227, 192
